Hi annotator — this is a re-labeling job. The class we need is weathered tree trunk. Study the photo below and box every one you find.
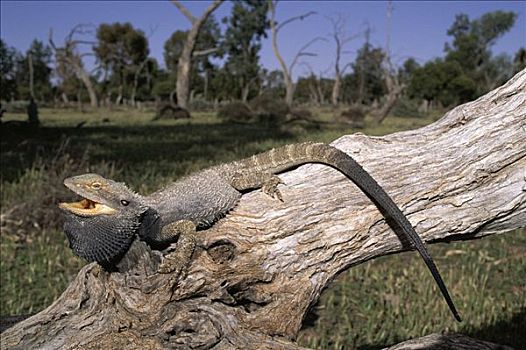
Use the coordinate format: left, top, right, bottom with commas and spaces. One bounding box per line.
374, 60, 405, 124
77, 68, 98, 108
331, 74, 341, 106
28, 53, 35, 99
2, 70, 525, 349
385, 333, 513, 350
173, 0, 222, 110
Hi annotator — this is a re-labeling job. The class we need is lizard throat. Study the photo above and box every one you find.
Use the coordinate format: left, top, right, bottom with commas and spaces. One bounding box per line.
59, 198, 117, 216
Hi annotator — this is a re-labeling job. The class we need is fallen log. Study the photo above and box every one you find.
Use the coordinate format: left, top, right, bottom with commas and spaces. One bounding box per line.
2, 70, 525, 349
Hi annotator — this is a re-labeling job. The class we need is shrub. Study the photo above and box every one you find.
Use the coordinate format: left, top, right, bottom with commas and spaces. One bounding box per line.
391, 98, 423, 118
189, 98, 215, 112
217, 101, 254, 123
154, 103, 191, 120
249, 94, 289, 123
339, 105, 367, 128
288, 108, 315, 122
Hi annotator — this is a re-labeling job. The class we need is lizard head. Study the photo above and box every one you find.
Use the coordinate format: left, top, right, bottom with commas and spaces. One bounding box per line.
59, 173, 142, 217
59, 173, 158, 267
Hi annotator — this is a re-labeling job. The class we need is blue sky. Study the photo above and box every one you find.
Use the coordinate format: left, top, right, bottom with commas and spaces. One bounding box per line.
1, 1, 525, 80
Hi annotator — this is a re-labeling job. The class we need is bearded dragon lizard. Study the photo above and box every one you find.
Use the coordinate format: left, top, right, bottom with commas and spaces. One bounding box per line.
59, 142, 461, 321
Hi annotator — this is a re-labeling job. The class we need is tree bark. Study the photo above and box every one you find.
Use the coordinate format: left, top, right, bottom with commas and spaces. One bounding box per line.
173, 0, 222, 110
2, 70, 525, 349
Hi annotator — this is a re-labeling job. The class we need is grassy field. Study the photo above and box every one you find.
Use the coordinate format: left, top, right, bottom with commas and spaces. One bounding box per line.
1, 107, 524, 349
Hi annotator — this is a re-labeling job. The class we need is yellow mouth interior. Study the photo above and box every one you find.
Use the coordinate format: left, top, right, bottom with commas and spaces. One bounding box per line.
59, 198, 117, 216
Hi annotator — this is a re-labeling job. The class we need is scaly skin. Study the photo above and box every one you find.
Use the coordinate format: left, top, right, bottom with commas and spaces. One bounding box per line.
59, 142, 461, 321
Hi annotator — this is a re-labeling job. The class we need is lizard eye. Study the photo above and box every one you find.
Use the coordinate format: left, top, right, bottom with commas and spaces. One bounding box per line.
120, 200, 129, 206
91, 182, 101, 189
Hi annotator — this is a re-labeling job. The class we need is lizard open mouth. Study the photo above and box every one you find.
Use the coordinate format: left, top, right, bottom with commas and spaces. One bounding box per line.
59, 198, 117, 216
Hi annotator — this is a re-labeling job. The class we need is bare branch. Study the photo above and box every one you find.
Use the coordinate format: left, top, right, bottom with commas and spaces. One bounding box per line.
341, 61, 353, 75
172, 0, 222, 26
48, 28, 57, 50
193, 47, 219, 57
171, 0, 197, 23
289, 37, 327, 73
326, 14, 363, 105
276, 11, 317, 33
79, 53, 95, 59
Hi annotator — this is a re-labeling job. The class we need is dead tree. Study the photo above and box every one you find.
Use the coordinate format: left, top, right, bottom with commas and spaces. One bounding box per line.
171, 0, 222, 109
1, 70, 525, 349
373, 62, 405, 123
374, 1, 405, 124
269, 0, 325, 107
49, 25, 98, 108
327, 15, 360, 106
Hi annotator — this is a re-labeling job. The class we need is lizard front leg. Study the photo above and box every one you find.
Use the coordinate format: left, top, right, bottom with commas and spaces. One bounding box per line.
157, 220, 197, 277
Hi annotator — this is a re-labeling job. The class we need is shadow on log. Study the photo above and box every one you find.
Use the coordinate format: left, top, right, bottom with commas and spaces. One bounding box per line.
2, 70, 525, 349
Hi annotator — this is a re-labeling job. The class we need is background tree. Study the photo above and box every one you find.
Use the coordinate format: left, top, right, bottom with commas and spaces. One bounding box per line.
373, 0, 406, 124
407, 10, 516, 108
94, 22, 149, 105
269, 0, 322, 107
259, 68, 285, 97
514, 47, 526, 73
342, 41, 386, 105
326, 15, 359, 106
54, 43, 82, 105
0, 39, 20, 101
49, 25, 99, 108
15, 40, 53, 101
171, 0, 222, 109
164, 16, 222, 103
398, 58, 419, 85
223, 0, 270, 102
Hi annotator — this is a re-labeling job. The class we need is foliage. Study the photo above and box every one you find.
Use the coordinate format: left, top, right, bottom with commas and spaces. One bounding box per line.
408, 11, 517, 107
94, 22, 149, 103
445, 11, 516, 73
342, 43, 386, 105
12, 40, 53, 101
295, 74, 333, 105
222, 0, 270, 101
249, 93, 289, 123
398, 58, 420, 85
514, 47, 526, 72
0, 39, 20, 100
391, 97, 423, 118
408, 59, 477, 107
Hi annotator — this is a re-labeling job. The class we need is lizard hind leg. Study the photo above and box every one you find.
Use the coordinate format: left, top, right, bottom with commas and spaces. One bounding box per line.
262, 175, 285, 202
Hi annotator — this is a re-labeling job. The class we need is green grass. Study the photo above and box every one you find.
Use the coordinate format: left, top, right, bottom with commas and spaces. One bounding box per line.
1, 107, 524, 348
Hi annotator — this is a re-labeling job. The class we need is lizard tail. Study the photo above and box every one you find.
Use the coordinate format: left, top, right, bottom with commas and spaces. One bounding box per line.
232, 142, 461, 321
